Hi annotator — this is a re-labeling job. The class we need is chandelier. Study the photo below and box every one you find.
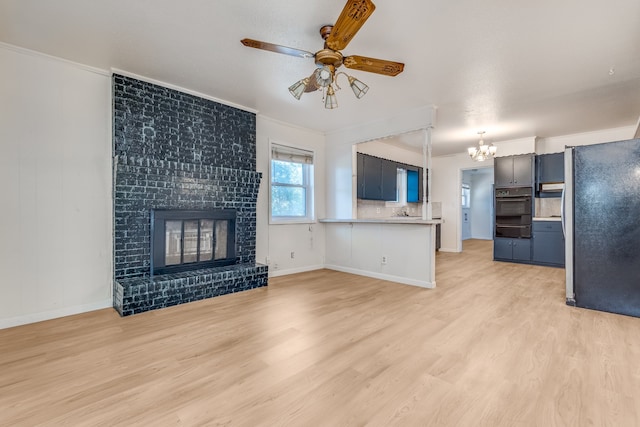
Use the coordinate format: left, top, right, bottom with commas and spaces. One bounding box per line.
288, 65, 369, 109
468, 131, 497, 161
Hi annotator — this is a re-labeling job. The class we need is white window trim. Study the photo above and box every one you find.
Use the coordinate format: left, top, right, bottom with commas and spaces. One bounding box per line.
385, 167, 407, 207
269, 141, 316, 225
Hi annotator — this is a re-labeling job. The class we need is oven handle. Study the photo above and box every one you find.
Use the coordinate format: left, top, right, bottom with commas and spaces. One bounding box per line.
496, 198, 530, 202
495, 224, 531, 228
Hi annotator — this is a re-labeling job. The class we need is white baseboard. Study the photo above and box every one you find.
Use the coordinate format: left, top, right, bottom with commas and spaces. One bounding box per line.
0, 299, 113, 330
323, 265, 435, 289
269, 264, 324, 278
438, 246, 459, 253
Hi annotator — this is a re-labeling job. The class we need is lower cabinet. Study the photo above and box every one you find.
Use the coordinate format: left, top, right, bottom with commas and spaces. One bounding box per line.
495, 222, 565, 266
532, 221, 565, 267
494, 237, 531, 262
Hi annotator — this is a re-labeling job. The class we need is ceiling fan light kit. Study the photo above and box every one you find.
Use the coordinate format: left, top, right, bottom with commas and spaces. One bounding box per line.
468, 131, 497, 162
325, 86, 338, 109
241, 0, 404, 109
346, 74, 369, 99
288, 78, 309, 100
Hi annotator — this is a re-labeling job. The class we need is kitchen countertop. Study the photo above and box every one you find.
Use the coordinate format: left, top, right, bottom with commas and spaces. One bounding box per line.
320, 218, 442, 225
533, 216, 562, 221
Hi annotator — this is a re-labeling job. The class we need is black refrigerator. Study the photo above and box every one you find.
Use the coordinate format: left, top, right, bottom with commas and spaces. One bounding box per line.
564, 138, 640, 317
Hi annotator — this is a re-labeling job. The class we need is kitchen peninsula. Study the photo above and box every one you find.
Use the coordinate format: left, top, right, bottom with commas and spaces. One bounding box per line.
320, 218, 442, 289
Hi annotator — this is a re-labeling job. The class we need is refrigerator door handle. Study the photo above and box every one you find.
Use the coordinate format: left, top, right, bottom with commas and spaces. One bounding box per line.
561, 186, 566, 237
564, 147, 575, 304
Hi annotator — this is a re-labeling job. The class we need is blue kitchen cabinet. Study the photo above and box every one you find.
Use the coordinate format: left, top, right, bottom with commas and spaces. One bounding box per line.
494, 154, 534, 187
357, 153, 398, 201
532, 221, 565, 267
406, 166, 425, 202
494, 237, 531, 261
535, 152, 564, 198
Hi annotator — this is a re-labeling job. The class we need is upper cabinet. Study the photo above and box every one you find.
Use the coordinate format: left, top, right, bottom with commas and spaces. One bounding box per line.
357, 153, 427, 202
406, 166, 424, 203
535, 152, 564, 198
536, 152, 564, 184
357, 153, 398, 201
381, 157, 398, 201
494, 154, 534, 187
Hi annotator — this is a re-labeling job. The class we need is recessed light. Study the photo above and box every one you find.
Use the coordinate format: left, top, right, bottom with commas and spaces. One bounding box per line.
609, 67, 615, 76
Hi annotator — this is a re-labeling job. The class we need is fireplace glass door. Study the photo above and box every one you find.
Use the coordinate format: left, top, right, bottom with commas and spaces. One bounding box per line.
151, 209, 236, 275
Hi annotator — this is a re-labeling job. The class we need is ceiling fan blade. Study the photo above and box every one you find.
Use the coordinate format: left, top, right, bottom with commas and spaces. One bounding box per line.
325, 0, 376, 51
343, 55, 404, 76
240, 38, 314, 59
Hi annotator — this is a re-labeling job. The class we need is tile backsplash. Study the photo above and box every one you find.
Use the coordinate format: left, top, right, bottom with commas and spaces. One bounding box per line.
535, 197, 562, 217
357, 200, 442, 219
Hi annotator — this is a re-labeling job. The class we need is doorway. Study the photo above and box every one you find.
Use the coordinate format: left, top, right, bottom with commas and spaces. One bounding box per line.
460, 168, 494, 248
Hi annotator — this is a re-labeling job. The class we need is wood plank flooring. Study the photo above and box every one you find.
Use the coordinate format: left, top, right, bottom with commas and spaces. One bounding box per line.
2, 239, 640, 426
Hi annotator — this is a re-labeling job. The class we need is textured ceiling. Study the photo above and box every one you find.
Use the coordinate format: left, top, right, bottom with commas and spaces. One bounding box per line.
1, 0, 639, 156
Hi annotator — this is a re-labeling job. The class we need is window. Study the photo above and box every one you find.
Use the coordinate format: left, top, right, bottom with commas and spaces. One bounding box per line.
461, 184, 471, 208
270, 143, 314, 223
395, 168, 407, 205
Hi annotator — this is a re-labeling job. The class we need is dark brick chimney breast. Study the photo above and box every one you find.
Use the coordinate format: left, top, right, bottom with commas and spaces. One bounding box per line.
112, 75, 267, 316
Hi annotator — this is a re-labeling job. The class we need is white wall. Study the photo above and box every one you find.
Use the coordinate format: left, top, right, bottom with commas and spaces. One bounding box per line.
324, 222, 436, 288
536, 126, 636, 154
0, 45, 112, 328
431, 153, 483, 251
356, 140, 422, 166
256, 116, 326, 277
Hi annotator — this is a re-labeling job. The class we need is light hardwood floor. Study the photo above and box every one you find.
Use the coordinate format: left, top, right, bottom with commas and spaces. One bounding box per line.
2, 239, 640, 426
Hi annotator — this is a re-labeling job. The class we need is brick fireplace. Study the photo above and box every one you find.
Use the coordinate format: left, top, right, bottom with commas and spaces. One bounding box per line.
112, 74, 267, 316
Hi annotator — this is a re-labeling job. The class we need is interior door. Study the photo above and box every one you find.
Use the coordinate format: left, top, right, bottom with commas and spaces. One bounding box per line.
461, 208, 471, 240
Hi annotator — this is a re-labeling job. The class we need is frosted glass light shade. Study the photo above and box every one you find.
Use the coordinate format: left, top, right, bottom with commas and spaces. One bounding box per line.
325, 86, 338, 109
288, 78, 309, 100
347, 75, 369, 99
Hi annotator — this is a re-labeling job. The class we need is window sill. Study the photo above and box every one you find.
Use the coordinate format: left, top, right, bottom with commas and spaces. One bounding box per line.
269, 218, 317, 225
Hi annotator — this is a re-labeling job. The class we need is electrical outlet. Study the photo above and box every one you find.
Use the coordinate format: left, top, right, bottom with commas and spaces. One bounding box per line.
290, 251, 295, 259
376, 207, 381, 214
381, 256, 387, 264
273, 263, 279, 270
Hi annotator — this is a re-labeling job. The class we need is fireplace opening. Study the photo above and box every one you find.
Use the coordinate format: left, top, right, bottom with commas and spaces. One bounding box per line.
151, 209, 236, 276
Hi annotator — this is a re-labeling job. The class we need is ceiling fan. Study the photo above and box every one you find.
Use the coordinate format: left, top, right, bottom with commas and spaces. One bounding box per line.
241, 0, 404, 109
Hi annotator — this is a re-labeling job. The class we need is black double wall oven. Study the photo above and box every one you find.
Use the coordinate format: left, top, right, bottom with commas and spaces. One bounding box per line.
495, 187, 532, 238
